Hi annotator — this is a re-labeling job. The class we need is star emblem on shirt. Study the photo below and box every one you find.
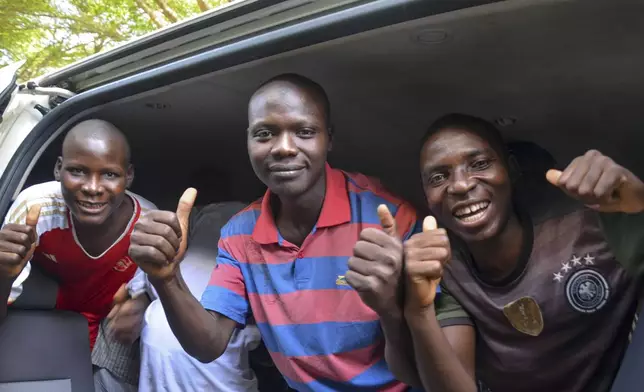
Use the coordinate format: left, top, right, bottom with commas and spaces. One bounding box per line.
561, 262, 571, 273
584, 254, 595, 265
553, 272, 564, 282
571, 255, 582, 266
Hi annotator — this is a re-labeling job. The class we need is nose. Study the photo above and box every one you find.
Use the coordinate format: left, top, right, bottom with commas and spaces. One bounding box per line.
271, 131, 298, 158
81, 174, 103, 195
447, 169, 476, 195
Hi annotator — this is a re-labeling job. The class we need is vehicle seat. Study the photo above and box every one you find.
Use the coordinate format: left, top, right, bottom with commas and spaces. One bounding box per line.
0, 265, 94, 392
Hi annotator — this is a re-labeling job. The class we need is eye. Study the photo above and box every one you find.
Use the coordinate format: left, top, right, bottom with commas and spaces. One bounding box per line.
471, 159, 492, 171
428, 172, 447, 186
253, 129, 273, 139
104, 172, 119, 179
67, 167, 83, 175
297, 128, 316, 138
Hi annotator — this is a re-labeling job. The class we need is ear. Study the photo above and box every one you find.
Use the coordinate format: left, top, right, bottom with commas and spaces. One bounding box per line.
53, 157, 63, 181
327, 125, 334, 152
126, 164, 134, 188
507, 154, 521, 184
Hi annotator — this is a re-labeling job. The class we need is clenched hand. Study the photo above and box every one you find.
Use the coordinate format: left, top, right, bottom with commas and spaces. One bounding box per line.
546, 149, 644, 213
0, 205, 41, 280
404, 216, 450, 311
346, 205, 404, 316
129, 188, 196, 283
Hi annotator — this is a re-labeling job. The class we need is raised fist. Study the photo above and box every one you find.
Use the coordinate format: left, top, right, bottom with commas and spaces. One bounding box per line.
547, 150, 644, 214
404, 216, 450, 311
129, 188, 196, 283
0, 204, 41, 280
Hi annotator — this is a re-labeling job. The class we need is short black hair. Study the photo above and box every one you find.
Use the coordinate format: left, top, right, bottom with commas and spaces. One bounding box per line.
421, 113, 509, 165
254, 73, 332, 129
63, 119, 131, 165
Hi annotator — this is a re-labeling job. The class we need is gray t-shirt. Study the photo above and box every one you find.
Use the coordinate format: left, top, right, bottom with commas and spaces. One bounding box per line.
137, 203, 262, 392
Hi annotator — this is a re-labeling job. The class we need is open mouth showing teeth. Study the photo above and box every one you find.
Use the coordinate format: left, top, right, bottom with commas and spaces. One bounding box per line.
77, 201, 107, 210
453, 201, 490, 223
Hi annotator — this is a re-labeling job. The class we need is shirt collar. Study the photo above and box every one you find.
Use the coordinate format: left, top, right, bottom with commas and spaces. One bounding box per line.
252, 163, 351, 245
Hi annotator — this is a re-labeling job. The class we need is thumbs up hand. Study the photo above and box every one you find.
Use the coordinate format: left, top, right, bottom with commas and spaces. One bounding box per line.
346, 205, 405, 317
129, 188, 197, 283
0, 204, 41, 280
546, 150, 644, 214
403, 216, 450, 311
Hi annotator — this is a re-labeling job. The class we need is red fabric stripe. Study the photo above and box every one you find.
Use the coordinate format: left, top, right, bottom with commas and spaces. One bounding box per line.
249, 289, 378, 325
207, 264, 245, 297
302, 223, 380, 258
269, 342, 384, 384
345, 172, 402, 204
381, 382, 411, 392
227, 223, 383, 265
394, 202, 418, 238
221, 234, 253, 262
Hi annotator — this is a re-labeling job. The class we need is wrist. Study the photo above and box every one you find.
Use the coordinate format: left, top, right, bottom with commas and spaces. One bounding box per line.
149, 271, 184, 293
379, 306, 404, 325
404, 304, 436, 325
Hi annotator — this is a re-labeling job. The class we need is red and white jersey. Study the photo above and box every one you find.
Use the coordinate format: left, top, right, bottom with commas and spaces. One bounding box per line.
4, 181, 156, 348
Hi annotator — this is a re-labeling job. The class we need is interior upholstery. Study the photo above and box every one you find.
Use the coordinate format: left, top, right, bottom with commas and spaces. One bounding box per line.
28, 0, 644, 210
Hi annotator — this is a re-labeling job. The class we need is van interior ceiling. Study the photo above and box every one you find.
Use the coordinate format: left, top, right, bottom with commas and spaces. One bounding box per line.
26, 0, 644, 211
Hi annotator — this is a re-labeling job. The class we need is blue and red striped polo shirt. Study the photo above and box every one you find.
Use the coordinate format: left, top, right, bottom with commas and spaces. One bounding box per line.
201, 164, 420, 391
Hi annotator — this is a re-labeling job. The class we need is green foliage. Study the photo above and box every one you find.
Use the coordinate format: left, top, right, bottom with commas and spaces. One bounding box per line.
0, 0, 231, 81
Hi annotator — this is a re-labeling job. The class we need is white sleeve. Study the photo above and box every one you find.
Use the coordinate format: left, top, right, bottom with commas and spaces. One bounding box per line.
3, 182, 63, 305
126, 267, 158, 300
3, 190, 34, 304
7, 263, 30, 304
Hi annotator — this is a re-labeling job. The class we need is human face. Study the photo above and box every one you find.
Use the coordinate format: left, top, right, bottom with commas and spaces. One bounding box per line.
420, 128, 513, 243
247, 82, 330, 199
55, 137, 133, 227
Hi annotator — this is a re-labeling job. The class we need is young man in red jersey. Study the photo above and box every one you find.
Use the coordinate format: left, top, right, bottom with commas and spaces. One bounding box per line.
0, 119, 155, 391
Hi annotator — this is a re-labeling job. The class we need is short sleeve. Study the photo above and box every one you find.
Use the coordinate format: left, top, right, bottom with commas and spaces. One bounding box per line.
435, 284, 473, 328
200, 236, 250, 326
600, 212, 644, 280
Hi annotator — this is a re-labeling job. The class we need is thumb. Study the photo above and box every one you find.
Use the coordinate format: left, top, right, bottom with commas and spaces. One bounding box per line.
377, 204, 398, 238
26, 204, 41, 228
108, 284, 128, 319
175, 188, 197, 261
546, 169, 562, 187
423, 216, 437, 232
112, 283, 128, 305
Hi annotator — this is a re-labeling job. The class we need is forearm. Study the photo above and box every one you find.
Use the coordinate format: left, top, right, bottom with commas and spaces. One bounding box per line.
152, 271, 231, 363
406, 306, 476, 392
381, 309, 422, 387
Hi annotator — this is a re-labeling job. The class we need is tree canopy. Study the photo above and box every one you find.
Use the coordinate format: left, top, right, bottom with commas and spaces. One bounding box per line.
0, 0, 231, 81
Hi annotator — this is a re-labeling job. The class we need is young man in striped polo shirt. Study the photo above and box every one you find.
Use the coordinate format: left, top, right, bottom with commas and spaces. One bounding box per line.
128, 74, 468, 390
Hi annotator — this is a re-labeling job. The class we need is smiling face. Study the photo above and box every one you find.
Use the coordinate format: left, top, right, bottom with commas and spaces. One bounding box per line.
420, 127, 513, 243
55, 125, 133, 227
247, 79, 331, 199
